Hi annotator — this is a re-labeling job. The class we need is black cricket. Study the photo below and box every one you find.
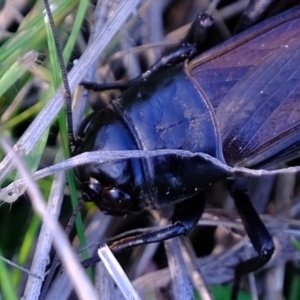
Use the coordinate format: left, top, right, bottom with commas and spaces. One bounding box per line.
77, 4, 300, 285
44, 4, 300, 299
77, 6, 300, 257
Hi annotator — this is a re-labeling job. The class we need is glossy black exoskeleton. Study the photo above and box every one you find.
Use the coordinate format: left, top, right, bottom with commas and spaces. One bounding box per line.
43, 5, 300, 300
74, 61, 229, 214
73, 6, 300, 282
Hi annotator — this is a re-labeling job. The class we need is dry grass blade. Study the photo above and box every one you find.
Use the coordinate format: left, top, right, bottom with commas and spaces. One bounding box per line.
23, 152, 65, 299
0, 0, 141, 181
0, 139, 97, 300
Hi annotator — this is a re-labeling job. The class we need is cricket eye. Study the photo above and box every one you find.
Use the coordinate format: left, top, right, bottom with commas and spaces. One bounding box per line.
102, 187, 132, 212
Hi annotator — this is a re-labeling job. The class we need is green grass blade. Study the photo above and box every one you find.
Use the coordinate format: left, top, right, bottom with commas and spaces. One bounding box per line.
0, 248, 18, 300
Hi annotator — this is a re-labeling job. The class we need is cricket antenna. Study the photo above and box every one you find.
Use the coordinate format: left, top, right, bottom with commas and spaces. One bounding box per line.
39, 1, 84, 298
43, 0, 76, 150
39, 198, 86, 300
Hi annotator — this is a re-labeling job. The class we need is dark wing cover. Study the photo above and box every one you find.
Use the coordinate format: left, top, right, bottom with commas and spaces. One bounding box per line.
189, 7, 300, 167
